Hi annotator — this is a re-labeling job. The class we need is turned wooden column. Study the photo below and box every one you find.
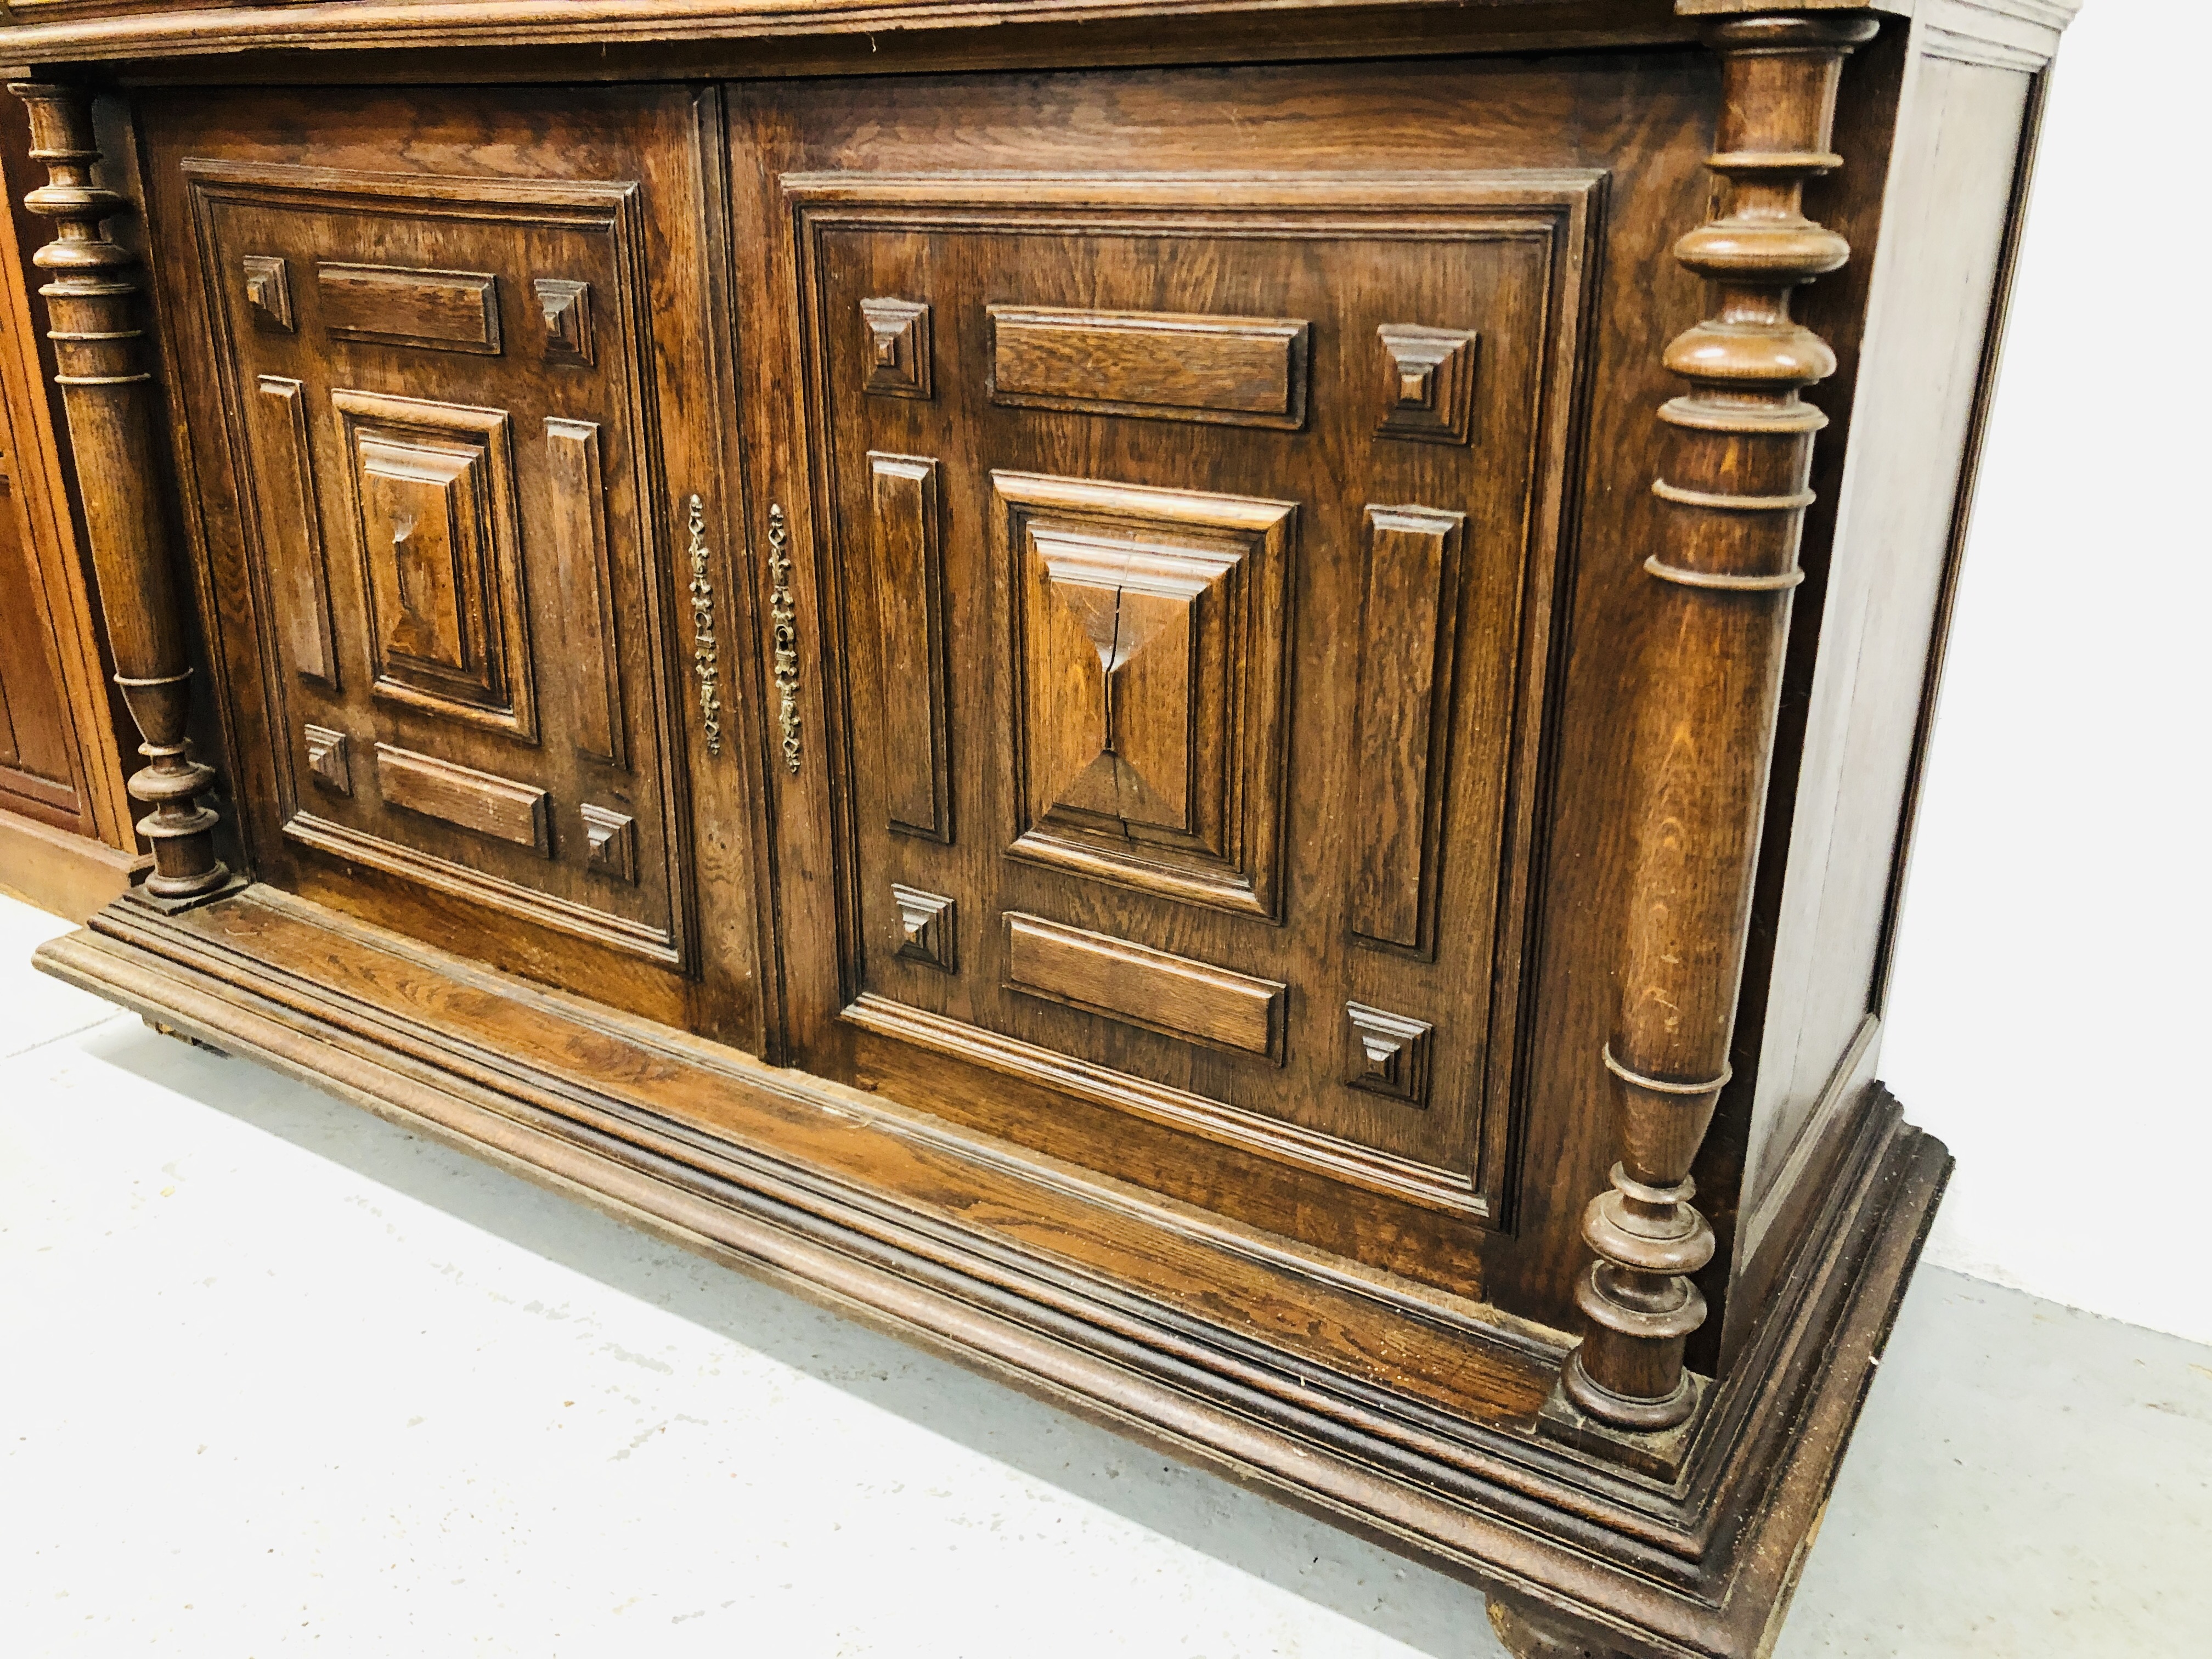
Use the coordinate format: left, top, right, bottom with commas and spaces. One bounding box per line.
1562, 14, 1877, 1432
9, 81, 229, 902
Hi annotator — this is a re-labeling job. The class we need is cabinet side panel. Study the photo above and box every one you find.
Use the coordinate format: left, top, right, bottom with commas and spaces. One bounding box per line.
1731, 50, 2036, 1346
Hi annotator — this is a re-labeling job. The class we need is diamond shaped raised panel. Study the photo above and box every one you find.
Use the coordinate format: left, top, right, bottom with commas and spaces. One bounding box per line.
361, 439, 477, 674
333, 388, 536, 741
999, 470, 1291, 919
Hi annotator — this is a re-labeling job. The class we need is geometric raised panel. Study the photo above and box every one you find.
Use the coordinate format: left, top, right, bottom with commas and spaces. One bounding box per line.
303, 723, 351, 795
781, 162, 1607, 1231
374, 742, 551, 855
332, 388, 536, 741
891, 883, 956, 972
1350, 504, 1465, 956
859, 297, 931, 399
868, 452, 949, 840
1375, 325, 1479, 445
544, 417, 623, 765
988, 306, 1310, 430
189, 154, 686, 973
580, 802, 637, 884
1345, 1002, 1434, 1107
317, 263, 502, 356
242, 254, 293, 333
533, 277, 595, 367
249, 375, 338, 687
999, 470, 1293, 918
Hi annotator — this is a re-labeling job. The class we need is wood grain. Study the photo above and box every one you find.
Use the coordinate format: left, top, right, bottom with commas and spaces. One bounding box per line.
1564, 13, 1878, 1435
374, 742, 551, 853
1350, 504, 1464, 955
544, 416, 624, 766
246, 375, 338, 688
1003, 910, 1286, 1060
987, 305, 1309, 428
316, 261, 501, 354
868, 451, 949, 839
37, 880, 1955, 1659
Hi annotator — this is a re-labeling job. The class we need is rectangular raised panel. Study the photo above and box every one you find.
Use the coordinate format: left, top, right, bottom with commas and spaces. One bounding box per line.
317, 263, 501, 355
1351, 505, 1466, 953
999, 470, 1293, 918
374, 743, 550, 854
869, 453, 950, 839
332, 388, 535, 740
248, 375, 338, 687
544, 417, 623, 766
1003, 912, 1285, 1062
988, 307, 1309, 429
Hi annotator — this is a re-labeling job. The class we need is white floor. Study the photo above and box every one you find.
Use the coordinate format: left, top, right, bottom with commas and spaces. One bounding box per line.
2, 893, 2205, 1658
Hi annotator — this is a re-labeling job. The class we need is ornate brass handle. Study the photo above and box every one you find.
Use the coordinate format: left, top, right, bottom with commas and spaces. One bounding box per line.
768, 503, 801, 774
686, 493, 723, 758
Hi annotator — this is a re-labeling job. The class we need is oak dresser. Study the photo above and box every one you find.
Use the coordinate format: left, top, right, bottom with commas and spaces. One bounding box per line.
2, 1, 2080, 1652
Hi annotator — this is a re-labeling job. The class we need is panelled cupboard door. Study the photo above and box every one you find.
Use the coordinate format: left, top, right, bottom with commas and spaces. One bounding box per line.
141, 87, 762, 1041
736, 78, 1596, 1281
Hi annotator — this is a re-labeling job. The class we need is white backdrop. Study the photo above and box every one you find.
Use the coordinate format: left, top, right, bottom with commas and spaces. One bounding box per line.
1880, 0, 2212, 1344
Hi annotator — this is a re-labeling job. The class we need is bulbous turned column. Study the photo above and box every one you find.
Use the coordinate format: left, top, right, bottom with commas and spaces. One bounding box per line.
1561, 13, 1878, 1434
10, 81, 230, 902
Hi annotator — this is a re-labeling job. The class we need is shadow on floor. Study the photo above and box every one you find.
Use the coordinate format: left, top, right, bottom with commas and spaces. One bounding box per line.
76, 1018, 1501, 1659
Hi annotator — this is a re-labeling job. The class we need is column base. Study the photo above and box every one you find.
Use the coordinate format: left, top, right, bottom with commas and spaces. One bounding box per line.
1536, 1368, 1709, 1483
1486, 1596, 1635, 1659
127, 867, 250, 915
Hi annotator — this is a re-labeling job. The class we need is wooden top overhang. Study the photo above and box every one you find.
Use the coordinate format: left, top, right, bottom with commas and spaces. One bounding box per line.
0, 0, 1922, 74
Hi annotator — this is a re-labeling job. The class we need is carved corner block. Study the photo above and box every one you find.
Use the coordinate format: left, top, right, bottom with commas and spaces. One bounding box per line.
860, 297, 932, 399
892, 884, 956, 972
1345, 1002, 1433, 1107
534, 277, 595, 366
1375, 324, 1477, 445
243, 254, 294, 334
304, 724, 352, 795
581, 803, 638, 884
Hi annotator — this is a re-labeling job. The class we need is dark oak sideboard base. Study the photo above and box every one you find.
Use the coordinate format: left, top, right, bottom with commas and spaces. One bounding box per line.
1, 0, 2069, 1652
40, 883, 1946, 1659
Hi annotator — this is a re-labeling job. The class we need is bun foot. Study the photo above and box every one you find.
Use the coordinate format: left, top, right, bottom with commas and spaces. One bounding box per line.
1486, 1595, 1636, 1659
